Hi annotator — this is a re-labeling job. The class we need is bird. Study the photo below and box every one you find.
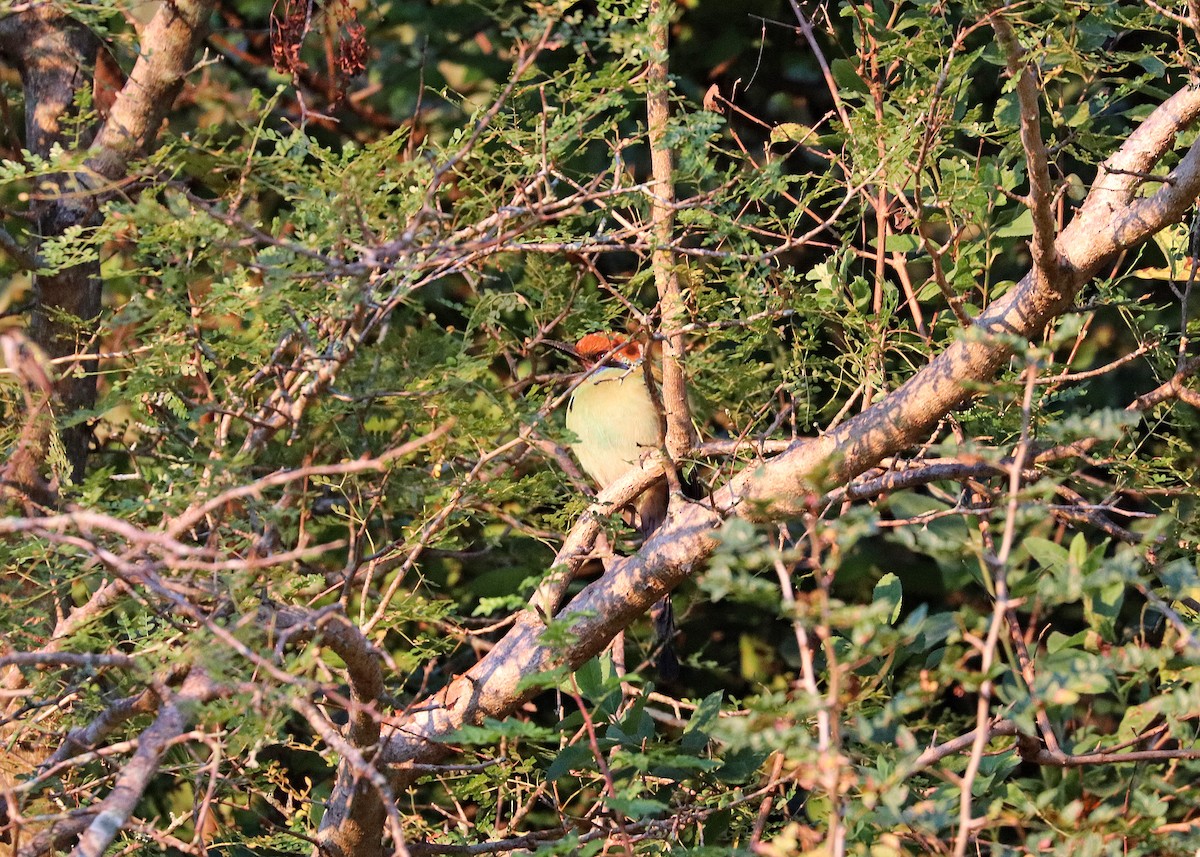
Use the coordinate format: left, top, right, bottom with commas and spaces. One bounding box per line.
559, 331, 678, 678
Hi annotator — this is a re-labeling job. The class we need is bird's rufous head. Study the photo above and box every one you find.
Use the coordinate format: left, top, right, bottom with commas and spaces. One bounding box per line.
574, 333, 644, 369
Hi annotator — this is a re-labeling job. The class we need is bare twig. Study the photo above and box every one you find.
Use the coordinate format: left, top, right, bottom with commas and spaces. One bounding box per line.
787, 0, 853, 131
0, 652, 135, 670
953, 357, 1039, 857
992, 13, 1063, 292
168, 419, 455, 539
565, 680, 634, 857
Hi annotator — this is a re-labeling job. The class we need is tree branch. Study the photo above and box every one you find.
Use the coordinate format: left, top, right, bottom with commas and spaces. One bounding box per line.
0, 225, 40, 271
316, 500, 721, 856
645, 0, 697, 467
1131, 354, 1200, 409
85, 0, 215, 182
732, 82, 1200, 518
64, 670, 219, 857
270, 606, 384, 750
0, 1, 214, 494
992, 12, 1063, 290
0, 9, 102, 496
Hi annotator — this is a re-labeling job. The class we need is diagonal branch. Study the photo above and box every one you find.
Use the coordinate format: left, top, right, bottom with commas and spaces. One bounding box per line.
85, 0, 215, 183
387, 502, 720, 773
317, 496, 720, 857
0, 225, 40, 271
735, 82, 1200, 517
62, 670, 219, 857
311, 69, 1200, 857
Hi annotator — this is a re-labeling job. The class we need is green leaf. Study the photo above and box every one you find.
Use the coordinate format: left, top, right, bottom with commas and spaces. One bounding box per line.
873, 573, 903, 625
546, 743, 596, 782
681, 691, 723, 753
995, 208, 1033, 237
830, 58, 869, 94
770, 123, 817, 145
1025, 537, 1068, 572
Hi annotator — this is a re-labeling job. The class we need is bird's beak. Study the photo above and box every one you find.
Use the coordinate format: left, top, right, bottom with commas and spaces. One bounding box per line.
544, 339, 582, 364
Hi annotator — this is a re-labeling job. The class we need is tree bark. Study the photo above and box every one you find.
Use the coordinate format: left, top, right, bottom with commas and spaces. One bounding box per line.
0, 10, 101, 501
0, 1, 214, 503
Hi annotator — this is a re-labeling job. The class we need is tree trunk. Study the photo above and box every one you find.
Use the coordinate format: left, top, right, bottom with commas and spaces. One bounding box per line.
0, 10, 102, 503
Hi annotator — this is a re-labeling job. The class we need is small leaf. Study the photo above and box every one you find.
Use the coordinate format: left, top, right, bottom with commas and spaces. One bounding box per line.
681, 691, 723, 753
1025, 537, 1068, 571
994, 208, 1033, 237
770, 123, 815, 145
873, 573, 903, 625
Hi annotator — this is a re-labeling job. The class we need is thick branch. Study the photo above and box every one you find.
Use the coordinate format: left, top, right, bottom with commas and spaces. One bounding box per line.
42, 687, 160, 771
295, 698, 408, 857
1131, 354, 1200, 409
387, 502, 719, 773
0, 11, 96, 154
0, 225, 40, 270
733, 83, 1200, 517
316, 500, 721, 857
271, 606, 384, 749
0, 2, 213, 494
85, 0, 214, 182
0, 10, 101, 495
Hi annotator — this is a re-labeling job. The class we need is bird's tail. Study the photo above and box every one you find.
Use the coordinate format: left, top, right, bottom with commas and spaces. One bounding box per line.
651, 596, 679, 681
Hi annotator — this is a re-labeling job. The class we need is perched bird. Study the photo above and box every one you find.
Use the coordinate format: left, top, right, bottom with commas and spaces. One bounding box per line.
560, 331, 678, 677
565, 333, 667, 531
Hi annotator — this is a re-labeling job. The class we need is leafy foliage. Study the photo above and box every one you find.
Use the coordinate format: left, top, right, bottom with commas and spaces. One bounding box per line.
2, 0, 1200, 855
